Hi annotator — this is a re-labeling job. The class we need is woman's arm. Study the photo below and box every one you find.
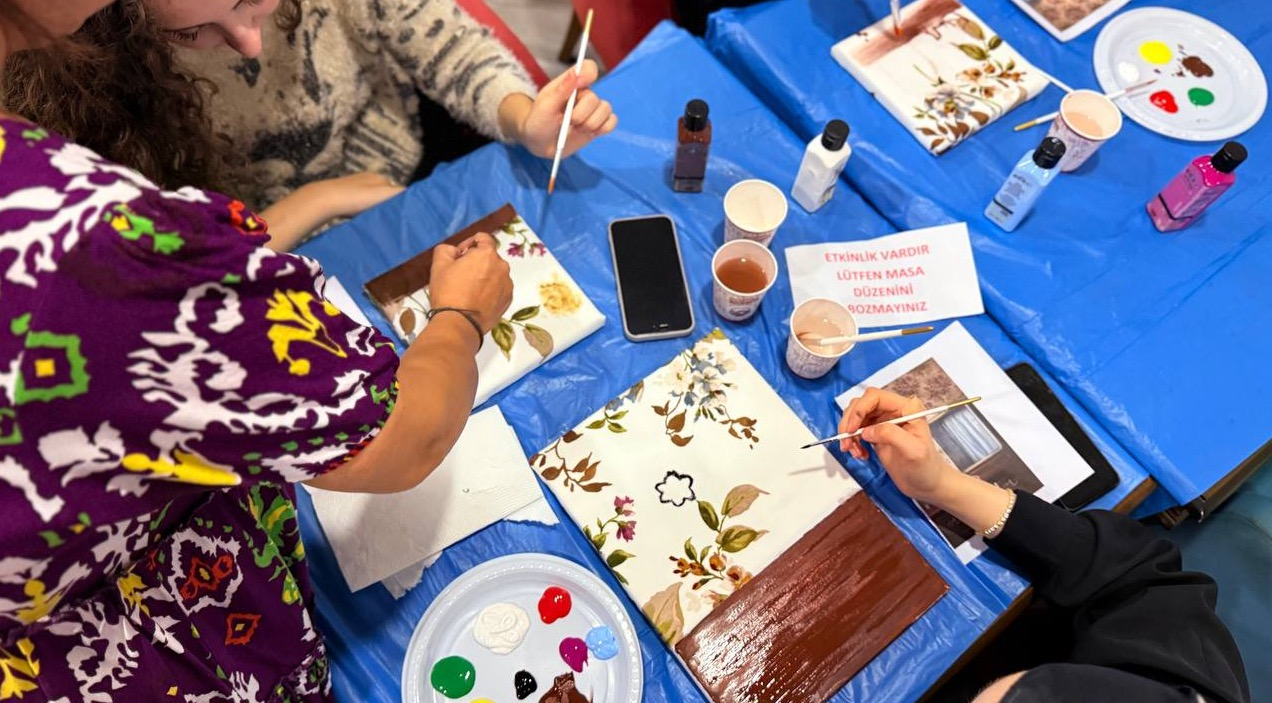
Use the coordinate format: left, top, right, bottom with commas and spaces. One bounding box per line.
305, 232, 511, 493
260, 173, 404, 252
839, 388, 1249, 703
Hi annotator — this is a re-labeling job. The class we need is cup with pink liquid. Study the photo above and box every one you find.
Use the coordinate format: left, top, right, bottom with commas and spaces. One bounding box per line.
785, 298, 857, 379
1046, 89, 1123, 172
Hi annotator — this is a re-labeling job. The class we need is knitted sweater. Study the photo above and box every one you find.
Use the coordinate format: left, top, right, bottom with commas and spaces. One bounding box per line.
178, 0, 535, 209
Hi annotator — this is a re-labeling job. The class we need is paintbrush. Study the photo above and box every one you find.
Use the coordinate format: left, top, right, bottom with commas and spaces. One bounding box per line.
797, 325, 934, 348
1012, 78, 1159, 131
546, 8, 594, 195
801, 396, 982, 449
889, 0, 904, 36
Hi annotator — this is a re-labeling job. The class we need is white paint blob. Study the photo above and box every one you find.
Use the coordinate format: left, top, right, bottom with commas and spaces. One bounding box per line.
1116, 60, 1141, 83
472, 602, 531, 655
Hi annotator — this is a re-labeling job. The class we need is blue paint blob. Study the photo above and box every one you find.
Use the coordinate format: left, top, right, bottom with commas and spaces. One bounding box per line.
585, 625, 620, 660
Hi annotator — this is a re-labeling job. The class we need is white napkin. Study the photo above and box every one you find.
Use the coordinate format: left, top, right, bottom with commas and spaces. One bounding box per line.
320, 276, 373, 327
307, 406, 546, 593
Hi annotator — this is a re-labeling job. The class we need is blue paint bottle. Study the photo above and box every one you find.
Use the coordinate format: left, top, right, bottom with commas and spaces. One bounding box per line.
985, 136, 1066, 232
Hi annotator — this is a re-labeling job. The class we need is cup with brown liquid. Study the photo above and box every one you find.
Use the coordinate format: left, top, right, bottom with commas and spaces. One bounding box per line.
1046, 89, 1123, 172
786, 298, 857, 379
712, 239, 778, 322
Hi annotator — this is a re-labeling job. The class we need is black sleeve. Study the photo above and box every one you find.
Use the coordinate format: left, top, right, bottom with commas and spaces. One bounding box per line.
991, 491, 1250, 703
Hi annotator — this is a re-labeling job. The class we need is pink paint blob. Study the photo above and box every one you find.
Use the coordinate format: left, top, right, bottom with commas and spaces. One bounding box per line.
1150, 90, 1179, 114
559, 637, 589, 673
538, 586, 572, 624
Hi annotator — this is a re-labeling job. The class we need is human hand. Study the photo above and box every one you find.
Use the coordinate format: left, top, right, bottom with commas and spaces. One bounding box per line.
513, 60, 618, 159
428, 232, 513, 334
838, 388, 960, 504
319, 172, 404, 219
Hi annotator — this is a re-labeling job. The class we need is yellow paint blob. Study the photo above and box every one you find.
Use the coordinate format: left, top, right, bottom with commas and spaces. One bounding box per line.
472, 699, 496, 703
1138, 41, 1172, 65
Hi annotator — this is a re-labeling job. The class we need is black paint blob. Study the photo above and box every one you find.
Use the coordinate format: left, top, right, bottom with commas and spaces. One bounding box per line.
515, 670, 538, 700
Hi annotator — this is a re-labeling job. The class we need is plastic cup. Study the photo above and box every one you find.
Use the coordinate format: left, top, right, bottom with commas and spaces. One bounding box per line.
723, 179, 789, 247
711, 239, 778, 322
786, 298, 857, 380
1046, 89, 1123, 172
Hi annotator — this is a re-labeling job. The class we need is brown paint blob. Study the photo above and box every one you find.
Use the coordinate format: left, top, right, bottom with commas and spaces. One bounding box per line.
1182, 55, 1215, 78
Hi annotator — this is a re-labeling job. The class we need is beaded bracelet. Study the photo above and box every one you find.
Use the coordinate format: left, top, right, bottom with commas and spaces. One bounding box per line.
981, 489, 1018, 539
427, 307, 484, 351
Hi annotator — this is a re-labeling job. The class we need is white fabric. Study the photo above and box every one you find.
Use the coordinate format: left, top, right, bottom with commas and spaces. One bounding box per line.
533, 333, 860, 644
306, 406, 546, 593
831, 0, 1048, 154
384, 215, 605, 407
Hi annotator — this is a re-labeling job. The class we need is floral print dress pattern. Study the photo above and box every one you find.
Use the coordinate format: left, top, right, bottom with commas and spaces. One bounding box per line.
0, 120, 400, 702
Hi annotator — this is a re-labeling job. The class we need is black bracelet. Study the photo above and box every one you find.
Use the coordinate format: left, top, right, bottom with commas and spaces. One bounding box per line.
426, 307, 485, 351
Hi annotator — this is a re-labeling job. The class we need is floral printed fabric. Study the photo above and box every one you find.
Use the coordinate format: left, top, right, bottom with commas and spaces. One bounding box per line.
372, 209, 604, 407
0, 120, 399, 701
831, 0, 1049, 154
533, 332, 860, 645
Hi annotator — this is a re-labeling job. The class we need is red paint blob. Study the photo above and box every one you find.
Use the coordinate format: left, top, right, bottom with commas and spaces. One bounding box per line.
537, 586, 572, 624
1150, 90, 1179, 114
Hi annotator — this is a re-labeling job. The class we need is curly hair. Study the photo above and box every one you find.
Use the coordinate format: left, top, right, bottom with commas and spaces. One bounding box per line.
1, 0, 303, 194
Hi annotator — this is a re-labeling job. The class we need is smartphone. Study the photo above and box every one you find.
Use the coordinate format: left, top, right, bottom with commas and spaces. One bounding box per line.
608, 215, 696, 341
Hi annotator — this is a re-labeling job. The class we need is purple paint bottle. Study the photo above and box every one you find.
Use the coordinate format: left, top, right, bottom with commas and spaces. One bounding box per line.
1147, 141, 1247, 232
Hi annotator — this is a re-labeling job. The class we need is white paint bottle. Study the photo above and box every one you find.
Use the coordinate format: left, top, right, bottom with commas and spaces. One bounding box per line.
792, 119, 851, 213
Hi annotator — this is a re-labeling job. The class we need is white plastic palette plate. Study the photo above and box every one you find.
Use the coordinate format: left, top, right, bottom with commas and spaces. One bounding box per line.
402, 553, 643, 703
1093, 8, 1266, 141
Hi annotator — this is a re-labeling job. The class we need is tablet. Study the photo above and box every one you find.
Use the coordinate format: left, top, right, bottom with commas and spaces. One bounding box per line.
1006, 363, 1119, 511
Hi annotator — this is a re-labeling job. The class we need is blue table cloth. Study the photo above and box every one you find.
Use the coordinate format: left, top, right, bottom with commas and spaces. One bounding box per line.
295, 23, 1148, 703
706, 0, 1272, 507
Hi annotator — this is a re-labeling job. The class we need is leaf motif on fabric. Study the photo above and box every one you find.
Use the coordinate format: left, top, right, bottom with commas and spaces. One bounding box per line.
716, 526, 766, 553
522, 324, 553, 359
721, 484, 767, 518
491, 322, 515, 360
641, 583, 685, 644
954, 16, 984, 40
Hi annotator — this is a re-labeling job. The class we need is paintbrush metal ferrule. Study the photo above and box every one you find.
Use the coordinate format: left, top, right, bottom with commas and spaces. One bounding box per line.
902, 325, 935, 335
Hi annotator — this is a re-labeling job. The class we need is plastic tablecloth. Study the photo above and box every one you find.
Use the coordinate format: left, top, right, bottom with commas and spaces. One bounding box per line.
294, 24, 1149, 703
705, 0, 1271, 507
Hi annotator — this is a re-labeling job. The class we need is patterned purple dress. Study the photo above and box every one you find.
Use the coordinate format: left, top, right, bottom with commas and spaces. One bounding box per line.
0, 120, 400, 701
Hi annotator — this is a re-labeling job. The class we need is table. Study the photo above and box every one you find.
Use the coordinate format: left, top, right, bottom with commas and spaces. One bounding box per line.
705, 0, 1272, 512
294, 23, 1150, 703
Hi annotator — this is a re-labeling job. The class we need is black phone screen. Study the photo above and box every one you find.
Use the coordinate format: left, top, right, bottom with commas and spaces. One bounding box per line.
609, 216, 694, 337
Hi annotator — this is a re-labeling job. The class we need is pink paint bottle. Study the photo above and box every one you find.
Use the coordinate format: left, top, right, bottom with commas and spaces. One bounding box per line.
1147, 141, 1247, 232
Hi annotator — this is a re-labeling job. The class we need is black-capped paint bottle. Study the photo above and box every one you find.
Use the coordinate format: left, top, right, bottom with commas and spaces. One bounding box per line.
673, 99, 711, 193
792, 119, 851, 213
985, 136, 1066, 232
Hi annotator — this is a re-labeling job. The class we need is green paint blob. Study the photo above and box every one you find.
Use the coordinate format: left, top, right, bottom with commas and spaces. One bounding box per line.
1188, 87, 1215, 107
429, 656, 476, 699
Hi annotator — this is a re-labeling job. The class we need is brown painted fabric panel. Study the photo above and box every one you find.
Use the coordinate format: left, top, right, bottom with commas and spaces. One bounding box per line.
674, 492, 948, 703
363, 203, 516, 305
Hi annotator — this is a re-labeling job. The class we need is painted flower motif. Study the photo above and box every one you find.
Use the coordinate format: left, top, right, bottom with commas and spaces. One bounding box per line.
656, 471, 696, 507
506, 241, 525, 257
616, 520, 636, 542
614, 496, 634, 516
538, 275, 583, 316
529, 242, 547, 256
726, 565, 752, 589
924, 84, 975, 118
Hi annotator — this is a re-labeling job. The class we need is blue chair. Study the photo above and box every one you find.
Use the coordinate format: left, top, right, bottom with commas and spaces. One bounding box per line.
1165, 461, 1272, 701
